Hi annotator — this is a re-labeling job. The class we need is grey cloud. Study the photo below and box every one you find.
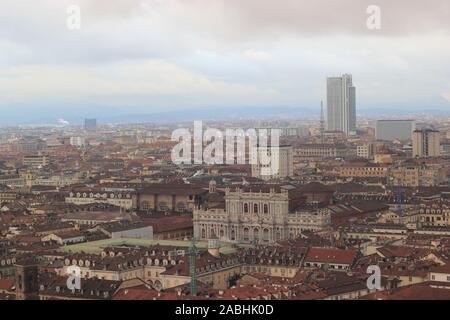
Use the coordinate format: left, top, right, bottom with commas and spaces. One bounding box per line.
218, 0, 450, 37
0, 0, 449, 114
1, 0, 449, 66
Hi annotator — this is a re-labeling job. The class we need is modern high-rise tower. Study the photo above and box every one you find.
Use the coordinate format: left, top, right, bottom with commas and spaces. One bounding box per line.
412, 129, 441, 158
326, 74, 356, 135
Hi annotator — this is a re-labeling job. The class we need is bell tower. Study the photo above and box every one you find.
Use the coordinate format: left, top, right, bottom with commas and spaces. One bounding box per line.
15, 259, 39, 300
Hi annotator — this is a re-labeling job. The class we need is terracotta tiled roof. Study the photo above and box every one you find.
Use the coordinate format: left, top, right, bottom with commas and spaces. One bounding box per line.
138, 184, 207, 196
298, 182, 334, 193
362, 281, 450, 300
376, 245, 426, 259
430, 263, 450, 274
112, 285, 158, 300
142, 215, 192, 233
0, 279, 14, 291
305, 247, 358, 265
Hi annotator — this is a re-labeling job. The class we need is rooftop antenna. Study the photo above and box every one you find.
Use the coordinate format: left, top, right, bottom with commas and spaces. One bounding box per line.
320, 100, 325, 144
189, 237, 197, 296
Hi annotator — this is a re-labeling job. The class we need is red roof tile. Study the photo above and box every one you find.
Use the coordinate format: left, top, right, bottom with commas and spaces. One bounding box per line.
0, 279, 14, 291
305, 247, 358, 265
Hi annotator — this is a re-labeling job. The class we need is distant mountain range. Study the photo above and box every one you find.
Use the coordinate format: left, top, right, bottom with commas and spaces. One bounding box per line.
0, 105, 449, 126
103, 107, 318, 124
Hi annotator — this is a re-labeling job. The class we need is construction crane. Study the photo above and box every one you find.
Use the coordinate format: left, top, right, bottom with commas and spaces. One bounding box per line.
188, 237, 197, 296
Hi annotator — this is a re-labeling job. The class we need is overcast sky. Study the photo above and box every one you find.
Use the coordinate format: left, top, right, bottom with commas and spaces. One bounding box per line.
0, 0, 450, 117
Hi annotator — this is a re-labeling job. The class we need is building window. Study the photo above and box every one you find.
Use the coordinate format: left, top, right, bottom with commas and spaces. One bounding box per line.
254, 204, 258, 213
158, 202, 168, 211
243, 228, 249, 241
142, 201, 149, 210
201, 228, 206, 239
263, 228, 270, 241
244, 203, 249, 213
263, 204, 269, 214
254, 228, 260, 241
176, 202, 186, 212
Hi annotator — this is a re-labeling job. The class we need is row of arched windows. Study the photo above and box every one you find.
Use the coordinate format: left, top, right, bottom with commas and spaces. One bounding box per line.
201, 227, 274, 242
242, 227, 270, 241
243, 203, 269, 214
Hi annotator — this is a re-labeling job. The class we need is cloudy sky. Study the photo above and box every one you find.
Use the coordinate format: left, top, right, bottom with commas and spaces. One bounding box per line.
0, 0, 450, 121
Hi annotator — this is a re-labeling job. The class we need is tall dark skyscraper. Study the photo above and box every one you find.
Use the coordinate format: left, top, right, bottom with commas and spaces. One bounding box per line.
326, 74, 356, 135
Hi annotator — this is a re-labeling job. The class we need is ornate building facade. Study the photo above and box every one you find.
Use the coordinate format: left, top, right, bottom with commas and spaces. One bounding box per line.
194, 186, 331, 244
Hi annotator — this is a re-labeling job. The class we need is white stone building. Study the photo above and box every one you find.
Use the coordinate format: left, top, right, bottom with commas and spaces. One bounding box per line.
194, 186, 331, 244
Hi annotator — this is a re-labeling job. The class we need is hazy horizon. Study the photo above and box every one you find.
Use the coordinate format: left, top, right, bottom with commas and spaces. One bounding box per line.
0, 105, 448, 127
